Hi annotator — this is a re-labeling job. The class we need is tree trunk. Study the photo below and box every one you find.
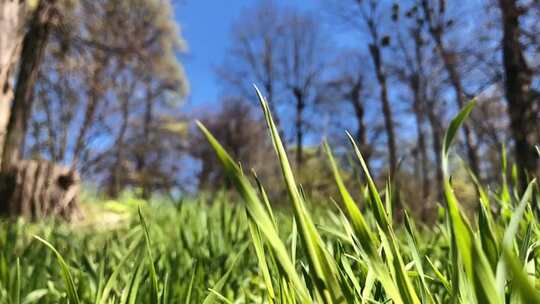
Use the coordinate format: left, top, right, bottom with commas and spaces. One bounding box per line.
426, 103, 444, 202
0, 0, 26, 169
293, 88, 304, 169
350, 82, 371, 172
72, 62, 106, 168
411, 75, 430, 204
498, 0, 539, 190
136, 81, 154, 199
410, 25, 432, 218
0, 1, 80, 221
368, 41, 401, 216
421, 0, 481, 179
368, 43, 398, 177
108, 77, 132, 197
2, 0, 55, 170
0, 159, 81, 220
0, 99, 9, 166
439, 45, 481, 179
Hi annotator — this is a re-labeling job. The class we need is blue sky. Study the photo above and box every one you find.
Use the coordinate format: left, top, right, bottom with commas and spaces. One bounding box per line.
171, 0, 405, 151
174, 0, 320, 112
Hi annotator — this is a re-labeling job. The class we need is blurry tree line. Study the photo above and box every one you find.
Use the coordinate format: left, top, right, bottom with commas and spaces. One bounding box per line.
0, 0, 188, 214
205, 0, 539, 216
0, 0, 538, 218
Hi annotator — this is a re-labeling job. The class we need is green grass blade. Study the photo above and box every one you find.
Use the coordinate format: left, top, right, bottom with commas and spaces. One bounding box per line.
503, 247, 540, 302
34, 235, 80, 304
403, 212, 436, 304
253, 170, 278, 229
255, 86, 342, 303
99, 235, 142, 304
495, 180, 536, 298
324, 141, 377, 256
346, 131, 391, 233
442, 100, 476, 160
196, 120, 311, 303
185, 261, 198, 304
346, 132, 420, 304
202, 244, 248, 304
123, 258, 145, 304
138, 206, 160, 303
15, 257, 20, 304
248, 218, 276, 300
21, 289, 48, 304
441, 100, 501, 304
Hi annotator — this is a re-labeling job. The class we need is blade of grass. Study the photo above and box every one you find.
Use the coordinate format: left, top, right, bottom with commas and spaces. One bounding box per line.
15, 257, 20, 304
196, 120, 311, 303
347, 132, 420, 304
138, 206, 160, 303
324, 141, 377, 256
503, 246, 540, 302
256, 86, 341, 303
248, 218, 276, 301
441, 100, 501, 304
184, 261, 198, 304
98, 235, 142, 304
34, 235, 80, 304
202, 243, 248, 304
495, 180, 536, 299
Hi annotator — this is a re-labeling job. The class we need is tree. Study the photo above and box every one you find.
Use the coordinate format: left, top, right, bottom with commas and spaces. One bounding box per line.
2, 0, 56, 170
217, 1, 284, 135
319, 52, 374, 172
104, 69, 136, 197
190, 98, 275, 191
0, 0, 189, 209
0, 0, 33, 168
498, 0, 539, 188
390, 4, 431, 208
420, 0, 482, 178
29, 0, 188, 195
0, 0, 84, 218
333, 0, 405, 214
220, 2, 327, 169
279, 10, 327, 168
339, 0, 399, 181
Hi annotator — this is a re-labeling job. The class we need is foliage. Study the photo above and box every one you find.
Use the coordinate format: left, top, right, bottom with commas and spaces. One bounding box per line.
28, 0, 189, 196
1, 95, 539, 303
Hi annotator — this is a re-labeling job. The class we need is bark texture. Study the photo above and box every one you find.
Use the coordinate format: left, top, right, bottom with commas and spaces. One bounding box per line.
421, 0, 481, 178
0, 1, 81, 220
498, 0, 539, 188
368, 42, 398, 178
349, 79, 371, 171
0, 159, 81, 220
0, 0, 26, 168
2, 0, 55, 170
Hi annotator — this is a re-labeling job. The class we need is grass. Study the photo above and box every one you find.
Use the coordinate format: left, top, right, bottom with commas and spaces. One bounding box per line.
1, 90, 539, 303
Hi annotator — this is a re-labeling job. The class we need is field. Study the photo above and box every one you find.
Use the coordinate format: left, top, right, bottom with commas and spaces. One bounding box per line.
1, 98, 539, 303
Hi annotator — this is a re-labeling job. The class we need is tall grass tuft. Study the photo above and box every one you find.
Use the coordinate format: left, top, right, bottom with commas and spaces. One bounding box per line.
196, 89, 539, 304
0, 89, 538, 303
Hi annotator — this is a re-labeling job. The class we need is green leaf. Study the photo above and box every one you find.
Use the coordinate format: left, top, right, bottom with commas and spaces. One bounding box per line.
442, 100, 476, 158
